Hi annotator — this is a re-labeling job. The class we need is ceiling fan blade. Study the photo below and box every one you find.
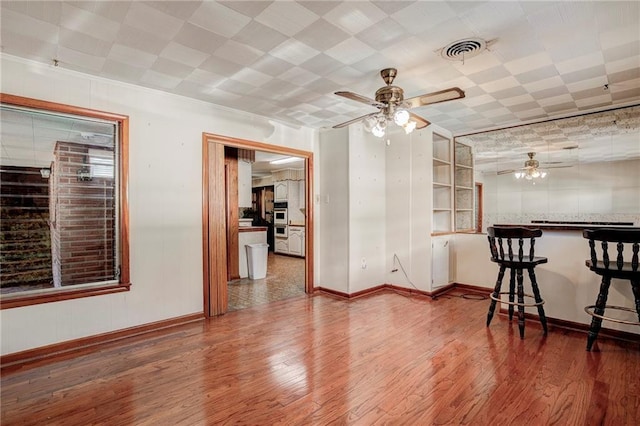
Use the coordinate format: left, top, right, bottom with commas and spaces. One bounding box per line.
332, 112, 378, 129
409, 112, 430, 129
335, 91, 384, 108
404, 87, 465, 109
497, 169, 516, 175
546, 164, 574, 169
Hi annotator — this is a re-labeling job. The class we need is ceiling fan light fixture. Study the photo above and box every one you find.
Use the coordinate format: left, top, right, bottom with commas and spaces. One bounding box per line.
332, 68, 464, 135
371, 124, 385, 138
403, 120, 417, 134
513, 152, 548, 180
363, 116, 377, 132
393, 109, 410, 126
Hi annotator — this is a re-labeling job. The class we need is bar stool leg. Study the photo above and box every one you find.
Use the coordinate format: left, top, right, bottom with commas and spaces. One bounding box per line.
508, 268, 516, 321
528, 267, 548, 335
587, 275, 612, 351
631, 279, 640, 323
487, 265, 506, 327
516, 268, 526, 339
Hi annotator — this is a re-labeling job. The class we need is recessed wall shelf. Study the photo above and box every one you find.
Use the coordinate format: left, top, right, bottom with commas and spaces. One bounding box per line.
432, 132, 454, 234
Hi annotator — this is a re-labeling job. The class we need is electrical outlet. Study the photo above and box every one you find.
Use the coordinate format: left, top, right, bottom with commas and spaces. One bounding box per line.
361, 258, 367, 269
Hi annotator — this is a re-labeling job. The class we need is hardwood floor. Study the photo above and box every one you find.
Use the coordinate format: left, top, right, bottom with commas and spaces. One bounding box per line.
2, 290, 639, 425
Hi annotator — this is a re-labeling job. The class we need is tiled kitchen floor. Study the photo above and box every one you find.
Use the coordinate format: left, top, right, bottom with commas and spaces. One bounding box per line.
228, 252, 305, 311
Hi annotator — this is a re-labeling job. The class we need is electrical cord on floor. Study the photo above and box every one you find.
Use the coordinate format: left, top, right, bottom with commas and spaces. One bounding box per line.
390, 254, 489, 302
388, 254, 427, 302
432, 292, 488, 301
392, 254, 419, 291
394, 254, 489, 301
461, 293, 487, 300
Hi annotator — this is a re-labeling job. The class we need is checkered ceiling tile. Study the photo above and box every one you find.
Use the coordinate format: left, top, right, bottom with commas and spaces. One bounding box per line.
457, 105, 640, 172
1, 1, 639, 135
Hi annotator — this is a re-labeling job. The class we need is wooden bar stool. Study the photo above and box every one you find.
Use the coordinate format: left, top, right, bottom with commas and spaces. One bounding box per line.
486, 226, 548, 339
582, 228, 640, 351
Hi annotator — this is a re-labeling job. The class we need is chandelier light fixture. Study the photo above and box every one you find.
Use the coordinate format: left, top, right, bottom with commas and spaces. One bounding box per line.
514, 152, 547, 180
362, 106, 418, 138
514, 168, 547, 180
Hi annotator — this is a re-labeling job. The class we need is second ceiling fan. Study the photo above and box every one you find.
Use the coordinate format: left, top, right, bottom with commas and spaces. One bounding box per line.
497, 152, 574, 179
333, 68, 465, 137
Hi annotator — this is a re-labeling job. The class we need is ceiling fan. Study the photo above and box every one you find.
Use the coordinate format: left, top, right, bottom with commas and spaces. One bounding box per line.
497, 152, 573, 179
332, 68, 465, 137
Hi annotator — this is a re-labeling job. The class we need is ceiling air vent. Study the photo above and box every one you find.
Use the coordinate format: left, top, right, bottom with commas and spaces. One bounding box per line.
440, 38, 488, 62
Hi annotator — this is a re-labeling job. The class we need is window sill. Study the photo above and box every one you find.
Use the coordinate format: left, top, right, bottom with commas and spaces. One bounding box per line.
0, 283, 131, 309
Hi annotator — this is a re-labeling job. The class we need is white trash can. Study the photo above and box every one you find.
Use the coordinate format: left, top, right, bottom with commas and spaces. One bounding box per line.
246, 243, 269, 279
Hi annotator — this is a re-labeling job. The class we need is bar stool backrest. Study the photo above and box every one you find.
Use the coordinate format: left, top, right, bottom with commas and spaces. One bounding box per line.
583, 228, 640, 272
487, 226, 542, 262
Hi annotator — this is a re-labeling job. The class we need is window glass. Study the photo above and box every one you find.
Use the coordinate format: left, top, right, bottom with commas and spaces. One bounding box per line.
0, 99, 129, 306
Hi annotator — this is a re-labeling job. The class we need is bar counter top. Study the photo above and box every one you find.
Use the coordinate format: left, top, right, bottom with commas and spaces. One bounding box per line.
238, 226, 268, 232
494, 221, 639, 231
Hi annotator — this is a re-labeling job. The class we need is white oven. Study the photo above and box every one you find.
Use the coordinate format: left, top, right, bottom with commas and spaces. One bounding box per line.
275, 224, 288, 238
274, 208, 287, 225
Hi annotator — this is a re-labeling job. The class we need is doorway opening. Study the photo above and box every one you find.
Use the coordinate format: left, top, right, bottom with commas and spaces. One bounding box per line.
202, 133, 313, 317
227, 253, 305, 311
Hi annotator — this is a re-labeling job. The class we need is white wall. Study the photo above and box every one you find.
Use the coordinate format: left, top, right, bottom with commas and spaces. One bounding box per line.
347, 125, 386, 293
317, 128, 349, 293
385, 126, 439, 291
455, 231, 639, 335
0, 54, 317, 355
318, 123, 449, 295
318, 123, 435, 295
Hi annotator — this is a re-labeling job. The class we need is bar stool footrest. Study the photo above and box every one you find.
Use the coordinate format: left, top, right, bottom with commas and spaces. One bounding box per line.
584, 305, 640, 326
490, 292, 544, 308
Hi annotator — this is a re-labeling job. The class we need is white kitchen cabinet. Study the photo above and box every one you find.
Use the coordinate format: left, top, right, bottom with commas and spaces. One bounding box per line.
288, 180, 299, 209
274, 181, 288, 202
275, 237, 288, 254
298, 179, 305, 208
238, 160, 252, 208
432, 235, 453, 289
288, 226, 305, 257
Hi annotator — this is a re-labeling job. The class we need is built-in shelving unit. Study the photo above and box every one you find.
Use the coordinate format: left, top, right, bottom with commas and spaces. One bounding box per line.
454, 141, 474, 232
431, 131, 457, 290
432, 133, 453, 234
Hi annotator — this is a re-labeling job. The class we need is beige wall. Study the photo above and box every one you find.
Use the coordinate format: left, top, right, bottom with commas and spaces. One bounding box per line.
0, 54, 317, 355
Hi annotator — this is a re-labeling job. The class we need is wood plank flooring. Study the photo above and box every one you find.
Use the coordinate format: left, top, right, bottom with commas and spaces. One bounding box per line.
2, 290, 639, 425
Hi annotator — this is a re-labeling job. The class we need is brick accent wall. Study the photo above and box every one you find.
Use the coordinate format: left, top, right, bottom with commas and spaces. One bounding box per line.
51, 142, 116, 286
0, 166, 53, 291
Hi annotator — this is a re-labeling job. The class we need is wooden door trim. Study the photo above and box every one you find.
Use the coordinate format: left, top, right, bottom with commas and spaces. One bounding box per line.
202, 140, 228, 316
475, 182, 483, 233
225, 152, 240, 280
202, 133, 314, 317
